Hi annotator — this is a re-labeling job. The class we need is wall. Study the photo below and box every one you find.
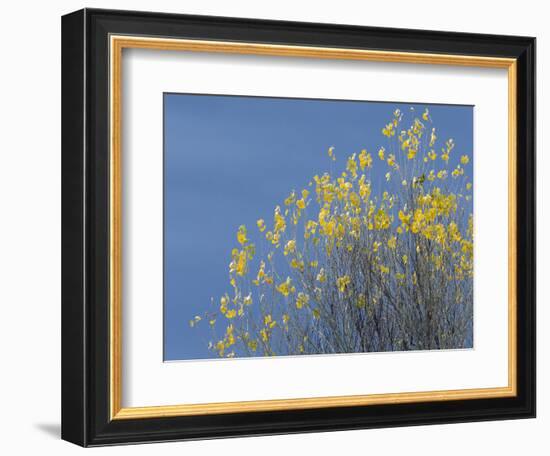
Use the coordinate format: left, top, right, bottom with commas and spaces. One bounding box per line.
0, 1, 545, 454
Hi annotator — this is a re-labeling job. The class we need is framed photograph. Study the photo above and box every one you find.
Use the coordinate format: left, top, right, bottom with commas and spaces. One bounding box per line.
61, 8, 536, 447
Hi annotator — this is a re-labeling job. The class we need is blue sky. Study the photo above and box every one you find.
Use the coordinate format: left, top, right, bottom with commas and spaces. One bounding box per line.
163, 93, 473, 361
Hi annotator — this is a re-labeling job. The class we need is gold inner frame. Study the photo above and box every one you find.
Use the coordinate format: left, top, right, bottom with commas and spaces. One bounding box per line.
109, 35, 518, 420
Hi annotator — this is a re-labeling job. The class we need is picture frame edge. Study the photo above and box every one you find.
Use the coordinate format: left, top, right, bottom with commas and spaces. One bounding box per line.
61, 8, 536, 447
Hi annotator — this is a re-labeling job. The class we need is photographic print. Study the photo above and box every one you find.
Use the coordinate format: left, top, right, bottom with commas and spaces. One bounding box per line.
62, 12, 535, 445
164, 94, 474, 361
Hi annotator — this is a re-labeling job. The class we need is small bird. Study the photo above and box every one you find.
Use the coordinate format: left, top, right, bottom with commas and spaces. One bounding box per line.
415, 173, 426, 186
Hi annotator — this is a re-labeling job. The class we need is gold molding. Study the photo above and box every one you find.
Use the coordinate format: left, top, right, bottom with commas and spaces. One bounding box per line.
109, 35, 518, 420
110, 36, 122, 420
112, 35, 516, 67
507, 61, 518, 396
114, 386, 514, 419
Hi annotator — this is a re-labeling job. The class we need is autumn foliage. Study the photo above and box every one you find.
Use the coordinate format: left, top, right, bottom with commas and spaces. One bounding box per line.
190, 107, 474, 357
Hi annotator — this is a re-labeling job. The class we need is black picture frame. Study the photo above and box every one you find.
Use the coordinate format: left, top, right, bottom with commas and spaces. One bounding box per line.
62, 7, 536, 447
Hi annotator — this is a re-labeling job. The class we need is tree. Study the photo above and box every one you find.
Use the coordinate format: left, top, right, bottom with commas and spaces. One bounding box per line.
191, 107, 474, 357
